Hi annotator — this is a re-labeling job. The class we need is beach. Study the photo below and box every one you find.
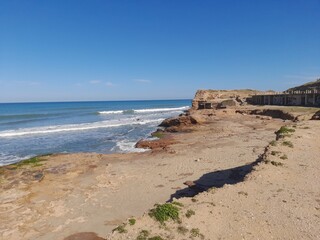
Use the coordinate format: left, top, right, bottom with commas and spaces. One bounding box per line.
1, 104, 319, 239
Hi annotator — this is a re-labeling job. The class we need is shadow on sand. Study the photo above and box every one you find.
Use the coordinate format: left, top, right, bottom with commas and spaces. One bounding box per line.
168, 154, 264, 202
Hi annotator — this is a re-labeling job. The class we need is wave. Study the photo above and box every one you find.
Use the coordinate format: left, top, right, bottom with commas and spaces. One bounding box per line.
0, 153, 34, 166
99, 106, 189, 115
115, 140, 148, 153
0, 118, 165, 138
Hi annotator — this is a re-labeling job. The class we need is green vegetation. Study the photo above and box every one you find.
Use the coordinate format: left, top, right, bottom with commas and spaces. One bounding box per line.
136, 231, 164, 240
136, 230, 150, 240
177, 226, 189, 235
148, 237, 164, 240
152, 131, 165, 139
280, 154, 288, 160
271, 161, 284, 167
270, 140, 277, 146
172, 201, 184, 207
276, 126, 295, 138
128, 218, 136, 226
149, 203, 180, 224
271, 151, 281, 156
190, 228, 205, 239
185, 209, 195, 218
282, 141, 294, 148
14, 156, 46, 168
112, 224, 127, 233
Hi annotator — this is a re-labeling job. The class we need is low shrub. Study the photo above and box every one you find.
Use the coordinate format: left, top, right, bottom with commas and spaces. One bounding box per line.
149, 203, 180, 224
185, 209, 195, 218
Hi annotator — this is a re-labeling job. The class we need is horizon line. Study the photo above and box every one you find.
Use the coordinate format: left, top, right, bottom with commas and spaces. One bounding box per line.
0, 98, 193, 104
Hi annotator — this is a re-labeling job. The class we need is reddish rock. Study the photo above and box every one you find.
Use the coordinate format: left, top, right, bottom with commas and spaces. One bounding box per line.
311, 111, 320, 120
159, 115, 199, 128
135, 137, 176, 150
64, 232, 105, 240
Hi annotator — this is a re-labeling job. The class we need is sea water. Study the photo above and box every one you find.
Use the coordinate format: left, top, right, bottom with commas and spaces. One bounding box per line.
0, 100, 191, 166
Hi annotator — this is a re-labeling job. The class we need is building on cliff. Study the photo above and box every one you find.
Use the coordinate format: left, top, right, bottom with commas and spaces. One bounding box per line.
250, 90, 320, 107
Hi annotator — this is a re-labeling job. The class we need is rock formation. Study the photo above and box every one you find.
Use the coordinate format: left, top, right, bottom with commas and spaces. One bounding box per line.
191, 89, 262, 110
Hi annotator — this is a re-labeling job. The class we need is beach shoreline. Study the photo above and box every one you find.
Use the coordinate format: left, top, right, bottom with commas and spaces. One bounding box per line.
0, 104, 319, 240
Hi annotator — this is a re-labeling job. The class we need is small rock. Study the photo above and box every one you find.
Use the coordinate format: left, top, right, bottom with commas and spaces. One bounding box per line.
33, 172, 44, 182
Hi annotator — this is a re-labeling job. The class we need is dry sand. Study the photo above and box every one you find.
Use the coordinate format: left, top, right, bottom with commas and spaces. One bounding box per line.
0, 107, 319, 240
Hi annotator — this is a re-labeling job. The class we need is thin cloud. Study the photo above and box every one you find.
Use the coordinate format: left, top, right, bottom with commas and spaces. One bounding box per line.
106, 81, 116, 87
89, 80, 101, 84
134, 79, 151, 83
14, 81, 40, 86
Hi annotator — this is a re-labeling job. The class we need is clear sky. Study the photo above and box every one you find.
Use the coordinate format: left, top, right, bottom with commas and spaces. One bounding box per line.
0, 0, 319, 102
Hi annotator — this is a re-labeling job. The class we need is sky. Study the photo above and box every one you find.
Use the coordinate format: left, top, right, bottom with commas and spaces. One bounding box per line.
0, 0, 320, 102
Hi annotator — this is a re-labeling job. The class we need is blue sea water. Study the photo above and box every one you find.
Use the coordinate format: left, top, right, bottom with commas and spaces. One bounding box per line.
0, 100, 191, 166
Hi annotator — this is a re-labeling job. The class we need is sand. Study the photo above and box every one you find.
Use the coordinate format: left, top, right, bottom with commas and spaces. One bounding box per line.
0, 107, 319, 240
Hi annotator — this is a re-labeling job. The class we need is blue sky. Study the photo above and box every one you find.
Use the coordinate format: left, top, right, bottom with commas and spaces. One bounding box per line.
0, 0, 319, 102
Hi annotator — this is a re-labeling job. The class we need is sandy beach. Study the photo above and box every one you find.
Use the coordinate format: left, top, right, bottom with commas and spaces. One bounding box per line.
0, 105, 319, 240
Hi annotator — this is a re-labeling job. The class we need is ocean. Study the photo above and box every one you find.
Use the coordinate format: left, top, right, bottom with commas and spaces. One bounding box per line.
0, 99, 191, 166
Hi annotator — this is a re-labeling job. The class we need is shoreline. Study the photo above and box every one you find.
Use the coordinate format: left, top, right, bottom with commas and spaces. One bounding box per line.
0, 105, 319, 240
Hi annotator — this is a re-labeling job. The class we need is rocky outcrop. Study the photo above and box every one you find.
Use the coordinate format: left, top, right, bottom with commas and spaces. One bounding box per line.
192, 89, 263, 110
287, 79, 320, 92
236, 109, 296, 120
311, 111, 320, 120
159, 115, 203, 130
217, 99, 238, 109
135, 137, 176, 150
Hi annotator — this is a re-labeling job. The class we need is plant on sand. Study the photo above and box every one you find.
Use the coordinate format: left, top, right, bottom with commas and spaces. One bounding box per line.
149, 203, 180, 224
271, 161, 284, 167
128, 218, 136, 226
276, 126, 295, 138
177, 226, 189, 235
190, 228, 205, 239
185, 209, 195, 218
282, 141, 294, 148
136, 230, 150, 240
112, 224, 127, 233
148, 236, 164, 240
270, 140, 277, 146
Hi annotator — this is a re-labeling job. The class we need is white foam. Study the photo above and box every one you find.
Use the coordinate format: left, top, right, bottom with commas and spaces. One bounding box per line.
134, 106, 189, 113
0, 153, 34, 166
98, 110, 124, 114
116, 140, 149, 153
99, 106, 189, 115
0, 118, 165, 138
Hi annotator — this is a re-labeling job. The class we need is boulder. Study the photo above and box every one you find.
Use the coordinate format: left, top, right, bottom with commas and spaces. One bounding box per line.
135, 137, 175, 150
217, 99, 238, 109
311, 111, 320, 120
159, 115, 199, 128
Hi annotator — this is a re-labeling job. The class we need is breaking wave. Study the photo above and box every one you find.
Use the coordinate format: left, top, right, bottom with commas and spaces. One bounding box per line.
99, 106, 189, 115
0, 118, 165, 138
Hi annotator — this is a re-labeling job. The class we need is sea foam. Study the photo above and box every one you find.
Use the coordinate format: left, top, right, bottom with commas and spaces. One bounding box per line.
0, 118, 165, 138
99, 106, 189, 115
